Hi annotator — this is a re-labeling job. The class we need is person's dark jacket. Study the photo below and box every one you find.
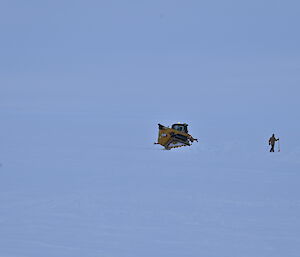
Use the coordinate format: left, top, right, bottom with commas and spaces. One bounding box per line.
269, 136, 279, 145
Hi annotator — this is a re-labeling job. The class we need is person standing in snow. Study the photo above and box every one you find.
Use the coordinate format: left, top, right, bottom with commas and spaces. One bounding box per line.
269, 134, 279, 152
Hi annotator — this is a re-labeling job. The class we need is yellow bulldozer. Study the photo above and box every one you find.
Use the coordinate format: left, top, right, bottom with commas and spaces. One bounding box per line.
155, 123, 198, 150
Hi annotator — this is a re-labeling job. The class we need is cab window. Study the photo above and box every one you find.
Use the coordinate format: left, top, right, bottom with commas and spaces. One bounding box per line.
173, 124, 184, 132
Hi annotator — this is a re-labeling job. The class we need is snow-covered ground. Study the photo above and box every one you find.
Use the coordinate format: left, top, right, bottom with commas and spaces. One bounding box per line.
1, 109, 299, 257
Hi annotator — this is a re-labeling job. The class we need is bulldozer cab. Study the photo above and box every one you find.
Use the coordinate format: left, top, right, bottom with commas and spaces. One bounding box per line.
172, 123, 188, 133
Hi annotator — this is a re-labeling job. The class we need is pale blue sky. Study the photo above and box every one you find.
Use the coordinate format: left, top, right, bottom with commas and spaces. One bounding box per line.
1, 0, 299, 133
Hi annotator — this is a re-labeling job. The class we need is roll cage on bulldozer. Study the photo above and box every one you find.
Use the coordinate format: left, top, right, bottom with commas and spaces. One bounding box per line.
155, 123, 198, 150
